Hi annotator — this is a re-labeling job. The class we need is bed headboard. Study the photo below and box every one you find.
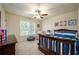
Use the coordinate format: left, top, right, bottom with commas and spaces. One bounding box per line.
54, 29, 77, 39
54, 29, 77, 32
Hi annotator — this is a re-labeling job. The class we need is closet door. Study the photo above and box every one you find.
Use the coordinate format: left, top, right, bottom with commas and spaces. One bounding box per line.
0, 11, 1, 27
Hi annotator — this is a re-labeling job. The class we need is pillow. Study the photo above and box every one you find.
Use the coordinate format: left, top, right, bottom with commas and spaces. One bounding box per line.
64, 37, 71, 39
64, 32, 76, 36
54, 31, 77, 39
54, 32, 64, 39
63, 32, 76, 39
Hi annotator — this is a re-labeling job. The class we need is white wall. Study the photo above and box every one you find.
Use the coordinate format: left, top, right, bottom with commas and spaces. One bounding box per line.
0, 4, 6, 29
77, 4, 79, 37
42, 10, 78, 34
5, 4, 79, 41
5, 12, 42, 42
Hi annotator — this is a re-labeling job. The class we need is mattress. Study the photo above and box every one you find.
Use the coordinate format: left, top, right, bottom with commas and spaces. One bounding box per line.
42, 34, 79, 55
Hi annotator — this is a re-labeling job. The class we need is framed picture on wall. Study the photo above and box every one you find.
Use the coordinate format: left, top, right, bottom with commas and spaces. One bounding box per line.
0, 12, 1, 27
63, 21, 67, 26
60, 21, 67, 26
68, 19, 77, 26
60, 21, 63, 26
55, 22, 59, 27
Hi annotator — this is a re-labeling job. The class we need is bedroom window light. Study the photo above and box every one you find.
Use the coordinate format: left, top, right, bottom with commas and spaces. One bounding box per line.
20, 20, 36, 36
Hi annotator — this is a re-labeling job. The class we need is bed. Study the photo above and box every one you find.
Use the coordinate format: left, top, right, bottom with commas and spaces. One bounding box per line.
38, 29, 79, 55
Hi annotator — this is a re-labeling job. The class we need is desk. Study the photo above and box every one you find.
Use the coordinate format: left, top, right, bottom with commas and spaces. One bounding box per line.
0, 35, 17, 55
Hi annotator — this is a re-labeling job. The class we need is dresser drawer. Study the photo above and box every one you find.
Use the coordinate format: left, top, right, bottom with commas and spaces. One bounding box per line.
0, 44, 16, 55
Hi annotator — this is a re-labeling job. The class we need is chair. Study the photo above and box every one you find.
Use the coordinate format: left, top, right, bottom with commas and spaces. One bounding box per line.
27, 36, 35, 41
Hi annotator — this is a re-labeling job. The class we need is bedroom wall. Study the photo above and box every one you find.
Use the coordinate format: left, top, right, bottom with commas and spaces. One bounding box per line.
0, 4, 6, 29
42, 10, 78, 34
77, 4, 79, 37
5, 12, 42, 42
5, 5, 79, 41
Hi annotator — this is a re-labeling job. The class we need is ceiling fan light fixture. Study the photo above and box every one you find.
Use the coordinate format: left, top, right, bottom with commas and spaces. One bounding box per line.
36, 15, 40, 18
33, 9, 48, 19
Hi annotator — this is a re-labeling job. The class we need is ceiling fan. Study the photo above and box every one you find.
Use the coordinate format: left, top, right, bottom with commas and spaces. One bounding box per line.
33, 9, 48, 19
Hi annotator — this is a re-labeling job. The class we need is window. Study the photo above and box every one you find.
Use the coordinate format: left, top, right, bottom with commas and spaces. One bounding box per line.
20, 21, 36, 36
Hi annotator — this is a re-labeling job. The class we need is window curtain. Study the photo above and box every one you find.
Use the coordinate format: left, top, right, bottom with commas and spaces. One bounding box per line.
20, 20, 36, 36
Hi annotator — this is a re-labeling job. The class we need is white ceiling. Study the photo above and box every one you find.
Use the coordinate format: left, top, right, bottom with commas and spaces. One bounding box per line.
1, 3, 78, 19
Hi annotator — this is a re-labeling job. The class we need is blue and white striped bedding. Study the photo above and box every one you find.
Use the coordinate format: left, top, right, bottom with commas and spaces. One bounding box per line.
54, 32, 64, 39
43, 39, 79, 55
54, 31, 76, 39
42, 31, 79, 55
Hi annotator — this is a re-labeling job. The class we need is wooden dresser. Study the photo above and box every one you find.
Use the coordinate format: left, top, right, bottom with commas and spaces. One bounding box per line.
0, 35, 17, 55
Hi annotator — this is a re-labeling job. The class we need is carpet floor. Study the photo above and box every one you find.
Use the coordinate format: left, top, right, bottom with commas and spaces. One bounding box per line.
15, 40, 44, 55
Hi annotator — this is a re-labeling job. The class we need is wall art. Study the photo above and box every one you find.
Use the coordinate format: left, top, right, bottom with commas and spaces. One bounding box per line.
68, 19, 77, 26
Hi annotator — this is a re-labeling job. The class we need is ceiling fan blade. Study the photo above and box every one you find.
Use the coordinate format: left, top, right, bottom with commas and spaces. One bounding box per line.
41, 14, 48, 16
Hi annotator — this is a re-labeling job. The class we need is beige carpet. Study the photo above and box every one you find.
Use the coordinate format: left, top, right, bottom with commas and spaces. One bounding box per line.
15, 40, 44, 55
